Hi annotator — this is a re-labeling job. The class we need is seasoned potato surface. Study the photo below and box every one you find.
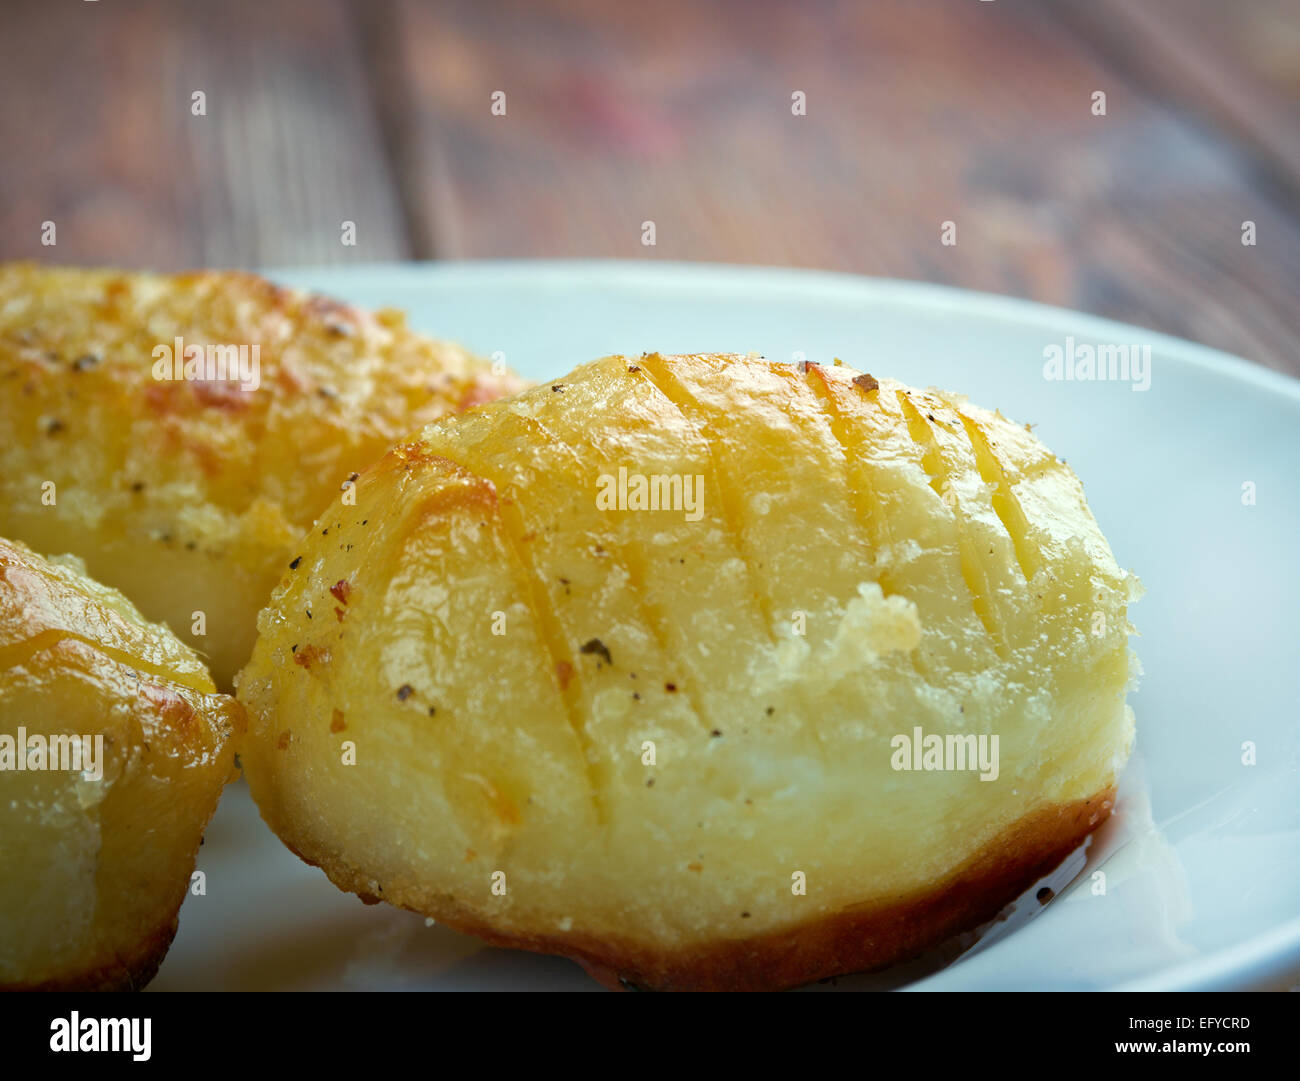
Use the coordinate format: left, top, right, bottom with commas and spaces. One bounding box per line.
238, 354, 1139, 990
0, 264, 524, 686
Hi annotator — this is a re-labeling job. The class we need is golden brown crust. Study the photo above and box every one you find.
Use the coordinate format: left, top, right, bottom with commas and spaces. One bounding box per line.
2, 921, 174, 992
295, 787, 1114, 992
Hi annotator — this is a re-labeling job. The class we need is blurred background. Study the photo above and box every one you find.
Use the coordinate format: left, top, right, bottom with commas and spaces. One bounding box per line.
2, 0, 1297, 372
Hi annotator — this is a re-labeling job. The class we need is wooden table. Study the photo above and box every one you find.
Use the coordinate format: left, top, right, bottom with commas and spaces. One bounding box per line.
3, 0, 1297, 373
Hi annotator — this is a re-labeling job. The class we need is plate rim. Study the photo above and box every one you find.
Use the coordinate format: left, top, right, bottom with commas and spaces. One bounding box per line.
268, 258, 1300, 406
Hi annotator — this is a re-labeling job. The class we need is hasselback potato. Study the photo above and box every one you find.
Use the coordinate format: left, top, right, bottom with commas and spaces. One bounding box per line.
237, 353, 1139, 991
0, 264, 524, 687
0, 537, 243, 990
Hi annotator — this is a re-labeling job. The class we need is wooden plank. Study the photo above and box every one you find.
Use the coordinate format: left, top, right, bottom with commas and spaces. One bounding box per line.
381, 0, 1300, 373
0, 0, 409, 269
1053, 0, 1300, 192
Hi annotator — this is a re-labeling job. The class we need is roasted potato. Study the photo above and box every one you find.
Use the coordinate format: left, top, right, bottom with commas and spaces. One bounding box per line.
238, 353, 1139, 991
0, 537, 243, 990
0, 264, 525, 687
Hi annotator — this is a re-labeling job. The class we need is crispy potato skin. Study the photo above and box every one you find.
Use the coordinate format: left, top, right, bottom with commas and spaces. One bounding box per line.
0, 263, 525, 687
0, 538, 243, 991
239, 354, 1140, 991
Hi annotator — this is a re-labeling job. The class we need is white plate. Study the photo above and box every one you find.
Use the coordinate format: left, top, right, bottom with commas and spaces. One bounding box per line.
150, 262, 1300, 992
